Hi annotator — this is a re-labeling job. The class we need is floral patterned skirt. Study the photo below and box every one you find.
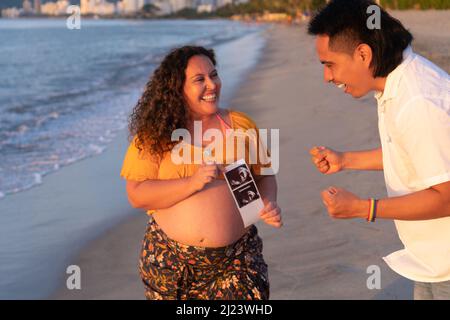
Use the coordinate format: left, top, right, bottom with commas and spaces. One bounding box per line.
139, 218, 269, 300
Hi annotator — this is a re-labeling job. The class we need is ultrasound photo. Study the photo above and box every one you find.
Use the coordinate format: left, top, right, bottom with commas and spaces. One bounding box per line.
224, 164, 252, 190
224, 159, 264, 227
232, 182, 261, 208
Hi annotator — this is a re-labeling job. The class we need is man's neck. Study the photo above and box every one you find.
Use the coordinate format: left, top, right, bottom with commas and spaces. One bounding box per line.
373, 77, 387, 93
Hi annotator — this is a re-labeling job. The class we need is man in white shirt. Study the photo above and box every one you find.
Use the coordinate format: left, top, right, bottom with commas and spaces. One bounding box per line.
308, 0, 450, 299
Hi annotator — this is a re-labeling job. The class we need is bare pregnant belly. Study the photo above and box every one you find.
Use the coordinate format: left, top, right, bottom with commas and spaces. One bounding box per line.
153, 180, 248, 248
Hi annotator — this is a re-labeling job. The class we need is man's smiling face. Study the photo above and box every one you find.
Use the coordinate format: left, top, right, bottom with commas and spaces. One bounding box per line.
315, 35, 375, 98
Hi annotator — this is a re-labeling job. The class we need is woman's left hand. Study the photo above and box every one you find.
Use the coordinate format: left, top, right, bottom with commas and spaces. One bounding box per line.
259, 201, 283, 228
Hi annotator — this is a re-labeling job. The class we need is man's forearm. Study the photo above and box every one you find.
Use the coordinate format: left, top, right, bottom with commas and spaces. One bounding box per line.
342, 147, 383, 171
356, 185, 450, 221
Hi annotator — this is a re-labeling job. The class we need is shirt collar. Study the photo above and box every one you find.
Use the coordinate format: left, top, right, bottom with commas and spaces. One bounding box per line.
374, 46, 415, 104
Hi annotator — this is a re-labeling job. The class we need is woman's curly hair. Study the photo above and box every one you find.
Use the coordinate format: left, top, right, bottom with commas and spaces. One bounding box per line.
129, 46, 216, 159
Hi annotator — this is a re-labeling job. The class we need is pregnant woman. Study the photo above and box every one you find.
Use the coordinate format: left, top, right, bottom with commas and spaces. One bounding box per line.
120, 46, 282, 300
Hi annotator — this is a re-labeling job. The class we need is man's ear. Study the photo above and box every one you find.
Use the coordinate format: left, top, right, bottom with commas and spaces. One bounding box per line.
354, 43, 373, 68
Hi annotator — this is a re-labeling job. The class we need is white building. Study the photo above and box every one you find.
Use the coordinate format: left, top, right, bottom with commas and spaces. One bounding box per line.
34, 0, 42, 14
81, 0, 116, 16
196, 0, 220, 12
124, 0, 139, 13
197, 4, 213, 13
117, 0, 137, 13
95, 0, 116, 15
1, 7, 21, 18
56, 0, 70, 13
41, 0, 69, 15
23, 0, 33, 14
80, 0, 93, 14
41, 2, 57, 15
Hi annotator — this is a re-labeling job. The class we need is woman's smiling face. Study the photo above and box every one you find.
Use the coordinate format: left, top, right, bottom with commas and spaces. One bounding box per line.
183, 54, 222, 119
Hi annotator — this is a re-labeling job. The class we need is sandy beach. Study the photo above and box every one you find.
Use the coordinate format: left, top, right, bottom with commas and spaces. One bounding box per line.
42, 10, 450, 299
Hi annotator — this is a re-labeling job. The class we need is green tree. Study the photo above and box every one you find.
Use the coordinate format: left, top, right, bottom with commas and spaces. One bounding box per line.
142, 3, 160, 17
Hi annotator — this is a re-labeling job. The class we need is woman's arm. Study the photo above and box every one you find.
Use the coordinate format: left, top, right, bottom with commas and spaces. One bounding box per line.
256, 174, 278, 203
256, 175, 282, 227
126, 178, 196, 211
126, 163, 220, 210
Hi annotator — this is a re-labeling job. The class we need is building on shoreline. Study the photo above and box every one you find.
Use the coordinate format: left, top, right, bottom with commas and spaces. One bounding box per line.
34, 0, 42, 14
2, 7, 21, 18
116, 0, 138, 14
81, 0, 116, 16
1, 0, 249, 18
41, 0, 71, 16
23, 0, 33, 14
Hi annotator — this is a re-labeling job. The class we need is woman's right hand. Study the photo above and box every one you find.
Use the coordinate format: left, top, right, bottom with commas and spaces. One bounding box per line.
310, 146, 345, 175
188, 163, 220, 192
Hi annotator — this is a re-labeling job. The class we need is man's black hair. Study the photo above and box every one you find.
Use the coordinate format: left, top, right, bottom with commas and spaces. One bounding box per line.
308, 0, 413, 77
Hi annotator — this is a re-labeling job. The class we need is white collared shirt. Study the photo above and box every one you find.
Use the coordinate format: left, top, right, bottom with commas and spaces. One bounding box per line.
374, 47, 450, 282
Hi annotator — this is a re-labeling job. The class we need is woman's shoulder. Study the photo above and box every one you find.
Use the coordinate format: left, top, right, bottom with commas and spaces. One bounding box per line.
226, 109, 258, 129
126, 135, 161, 162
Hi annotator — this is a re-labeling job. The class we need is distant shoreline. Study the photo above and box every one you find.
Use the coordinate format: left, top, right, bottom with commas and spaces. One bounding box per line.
2, 8, 449, 24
